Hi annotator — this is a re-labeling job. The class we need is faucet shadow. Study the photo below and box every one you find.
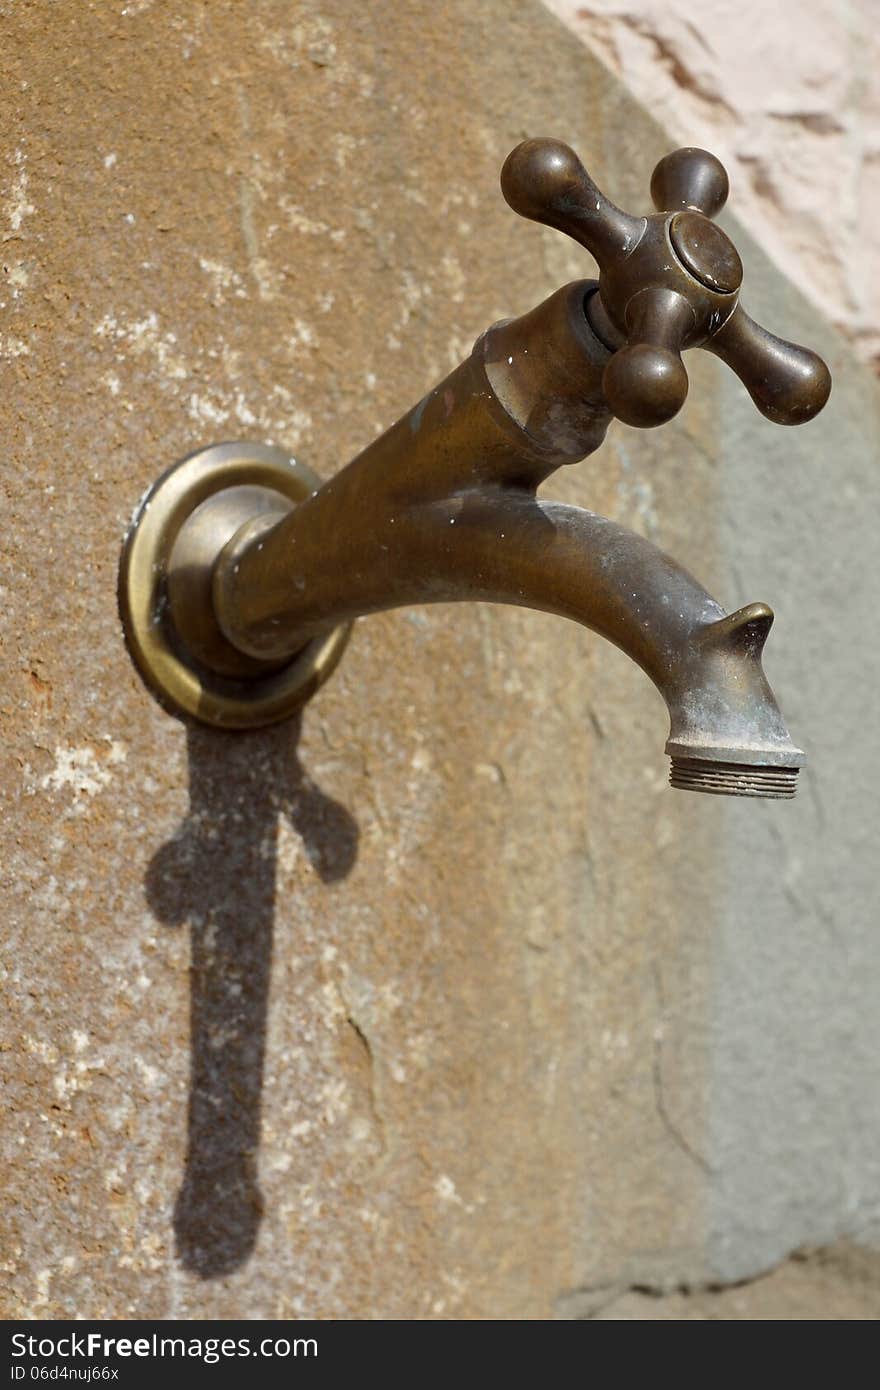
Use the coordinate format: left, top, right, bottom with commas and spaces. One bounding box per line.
145, 716, 358, 1279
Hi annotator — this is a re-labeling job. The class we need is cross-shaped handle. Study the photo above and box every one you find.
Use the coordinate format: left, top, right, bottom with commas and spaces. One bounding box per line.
501, 138, 831, 429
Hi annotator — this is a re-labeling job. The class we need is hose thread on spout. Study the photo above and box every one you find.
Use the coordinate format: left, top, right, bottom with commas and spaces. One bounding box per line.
669, 756, 798, 799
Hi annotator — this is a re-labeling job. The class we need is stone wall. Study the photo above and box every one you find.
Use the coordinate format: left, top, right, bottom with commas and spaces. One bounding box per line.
2, 0, 877, 1318
546, 0, 880, 368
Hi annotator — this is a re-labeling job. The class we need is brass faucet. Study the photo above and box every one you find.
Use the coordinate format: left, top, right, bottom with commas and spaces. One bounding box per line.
120, 140, 831, 798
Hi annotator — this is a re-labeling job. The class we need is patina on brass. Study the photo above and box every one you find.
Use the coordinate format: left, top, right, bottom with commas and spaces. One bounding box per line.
118, 441, 351, 728
119, 141, 832, 796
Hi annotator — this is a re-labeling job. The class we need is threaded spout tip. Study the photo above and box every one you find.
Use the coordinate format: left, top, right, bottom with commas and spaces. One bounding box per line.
669, 756, 798, 799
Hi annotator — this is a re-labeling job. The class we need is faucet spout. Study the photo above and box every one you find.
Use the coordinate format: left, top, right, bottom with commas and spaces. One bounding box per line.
209, 282, 803, 797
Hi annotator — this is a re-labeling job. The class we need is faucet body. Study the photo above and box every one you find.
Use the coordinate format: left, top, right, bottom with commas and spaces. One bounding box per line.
120, 140, 830, 797
206, 281, 801, 795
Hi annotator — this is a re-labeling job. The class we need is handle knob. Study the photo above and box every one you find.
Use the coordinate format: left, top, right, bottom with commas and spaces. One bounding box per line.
501, 138, 831, 429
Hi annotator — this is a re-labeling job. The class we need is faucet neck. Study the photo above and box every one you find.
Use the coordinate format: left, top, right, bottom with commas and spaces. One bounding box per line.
479, 280, 613, 478
212, 280, 617, 656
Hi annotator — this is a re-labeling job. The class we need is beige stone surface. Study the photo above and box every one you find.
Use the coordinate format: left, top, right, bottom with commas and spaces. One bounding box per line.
545, 0, 880, 369
1, 0, 877, 1322
0, 0, 718, 1320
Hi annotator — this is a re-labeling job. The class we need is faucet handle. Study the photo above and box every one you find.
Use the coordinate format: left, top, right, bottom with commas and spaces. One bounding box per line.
649, 146, 730, 219
501, 138, 831, 429
500, 137, 647, 267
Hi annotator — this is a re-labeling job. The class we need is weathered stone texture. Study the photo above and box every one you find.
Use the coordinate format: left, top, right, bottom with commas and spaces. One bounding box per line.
547, 0, 880, 368
1, 0, 877, 1320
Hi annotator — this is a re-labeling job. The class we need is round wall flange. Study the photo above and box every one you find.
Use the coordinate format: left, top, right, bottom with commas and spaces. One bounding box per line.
118, 441, 351, 728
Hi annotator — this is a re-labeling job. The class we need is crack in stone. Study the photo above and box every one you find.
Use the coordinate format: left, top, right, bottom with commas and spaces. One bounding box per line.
651, 960, 713, 1176
556, 1241, 880, 1318
344, 1011, 389, 1170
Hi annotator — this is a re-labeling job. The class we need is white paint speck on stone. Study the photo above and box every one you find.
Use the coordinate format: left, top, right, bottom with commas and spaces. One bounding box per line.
198, 255, 246, 305
0, 335, 30, 358
434, 1174, 462, 1204
4, 150, 35, 233
40, 740, 127, 802
94, 311, 187, 381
